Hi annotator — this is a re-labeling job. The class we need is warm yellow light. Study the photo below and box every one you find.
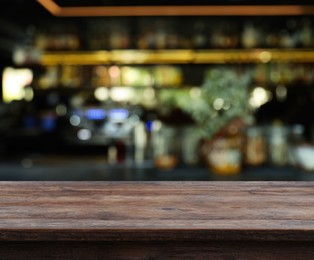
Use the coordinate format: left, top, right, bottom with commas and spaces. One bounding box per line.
110, 87, 135, 102
94, 87, 110, 101
108, 66, 120, 79
36, 0, 314, 16
143, 88, 156, 100
249, 87, 272, 108
259, 51, 272, 63
2, 67, 33, 103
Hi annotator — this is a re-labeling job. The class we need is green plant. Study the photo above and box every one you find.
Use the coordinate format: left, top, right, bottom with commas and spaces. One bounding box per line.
159, 67, 252, 138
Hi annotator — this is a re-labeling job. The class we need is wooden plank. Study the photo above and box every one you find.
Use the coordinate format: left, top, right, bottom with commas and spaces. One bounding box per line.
1, 241, 314, 260
0, 182, 313, 242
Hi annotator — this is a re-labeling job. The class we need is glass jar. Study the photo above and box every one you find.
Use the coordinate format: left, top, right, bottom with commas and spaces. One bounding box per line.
244, 126, 267, 166
267, 120, 289, 166
204, 133, 243, 175
181, 127, 202, 166
152, 124, 179, 170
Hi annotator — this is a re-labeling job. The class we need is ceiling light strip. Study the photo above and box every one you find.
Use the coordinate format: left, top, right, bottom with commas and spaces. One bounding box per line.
59, 6, 306, 17
37, 1, 314, 16
37, 0, 61, 16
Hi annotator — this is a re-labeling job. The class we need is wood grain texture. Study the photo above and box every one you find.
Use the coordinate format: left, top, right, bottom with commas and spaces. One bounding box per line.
0, 181, 313, 242
1, 241, 314, 260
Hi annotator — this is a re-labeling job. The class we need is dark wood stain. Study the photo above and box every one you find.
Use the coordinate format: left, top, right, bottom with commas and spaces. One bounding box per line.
0, 181, 313, 258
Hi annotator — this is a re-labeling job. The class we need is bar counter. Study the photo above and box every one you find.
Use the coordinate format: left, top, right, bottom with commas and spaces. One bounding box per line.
0, 181, 314, 259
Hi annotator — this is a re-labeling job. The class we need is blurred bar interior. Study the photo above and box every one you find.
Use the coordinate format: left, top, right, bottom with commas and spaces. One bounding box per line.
1, 0, 314, 180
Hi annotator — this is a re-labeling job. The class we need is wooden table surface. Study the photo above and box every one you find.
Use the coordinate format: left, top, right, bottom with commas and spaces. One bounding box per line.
0, 181, 314, 242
